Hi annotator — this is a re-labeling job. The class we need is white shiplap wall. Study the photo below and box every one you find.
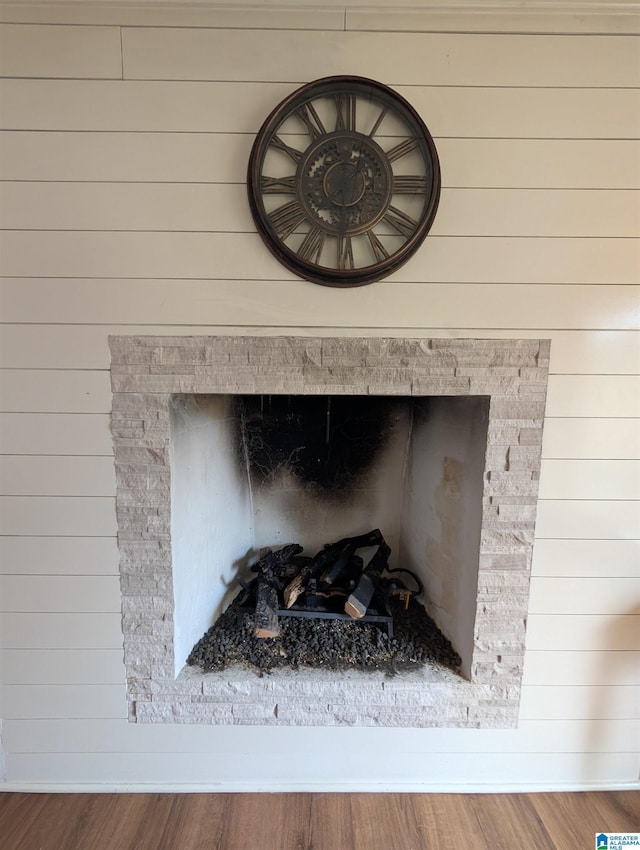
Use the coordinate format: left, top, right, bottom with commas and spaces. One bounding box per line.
0, 2, 638, 791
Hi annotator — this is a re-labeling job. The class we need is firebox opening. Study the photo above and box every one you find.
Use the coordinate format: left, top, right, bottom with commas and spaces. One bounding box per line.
170, 392, 489, 680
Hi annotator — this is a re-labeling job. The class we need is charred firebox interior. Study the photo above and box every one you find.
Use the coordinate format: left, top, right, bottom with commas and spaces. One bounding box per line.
171, 392, 490, 681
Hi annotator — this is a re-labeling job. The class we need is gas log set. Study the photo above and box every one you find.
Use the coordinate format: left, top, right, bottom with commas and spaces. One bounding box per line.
187, 530, 462, 675
247, 529, 413, 639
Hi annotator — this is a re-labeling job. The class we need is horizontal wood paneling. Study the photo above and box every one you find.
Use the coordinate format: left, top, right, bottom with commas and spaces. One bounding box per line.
0, 4, 636, 36
0, 24, 122, 78
0, 684, 127, 720
523, 651, 640, 687
346, 8, 640, 36
436, 189, 639, 237
0, 414, 113, 456
546, 376, 640, 417
0, 456, 116, 496
528, 578, 640, 615
0, 370, 111, 413
519, 685, 639, 720
535, 500, 639, 540
1, 326, 637, 375
2, 134, 637, 189
530, 539, 640, 578
0, 650, 126, 685
0, 5, 345, 30
121, 28, 640, 88
1, 280, 637, 328
438, 139, 640, 190
2, 182, 636, 238
0, 536, 119, 576
2, 233, 638, 286
2, 80, 637, 138
0, 326, 112, 370
0, 130, 256, 183
0, 576, 121, 613
538, 460, 640, 499
0, 79, 291, 134
3, 717, 637, 755
526, 615, 640, 651
0, 613, 123, 650
545, 331, 640, 376
541, 419, 640, 460
3, 751, 638, 787
0, 497, 116, 537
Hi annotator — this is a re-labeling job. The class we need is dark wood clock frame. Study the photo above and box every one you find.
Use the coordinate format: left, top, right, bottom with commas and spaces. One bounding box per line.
247, 75, 441, 287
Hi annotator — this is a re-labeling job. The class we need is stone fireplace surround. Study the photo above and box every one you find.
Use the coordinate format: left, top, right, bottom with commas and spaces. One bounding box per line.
110, 335, 549, 727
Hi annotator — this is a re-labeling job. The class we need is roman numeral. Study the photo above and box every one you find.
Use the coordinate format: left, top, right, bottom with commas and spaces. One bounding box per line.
268, 200, 306, 240
297, 227, 326, 264
296, 102, 326, 140
368, 107, 387, 139
366, 231, 390, 262
260, 175, 297, 194
334, 94, 356, 132
337, 235, 354, 269
383, 206, 419, 239
393, 175, 427, 194
269, 134, 303, 163
386, 137, 418, 162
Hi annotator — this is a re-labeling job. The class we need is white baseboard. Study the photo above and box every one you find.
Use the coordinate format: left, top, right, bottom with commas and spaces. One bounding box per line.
2, 780, 639, 794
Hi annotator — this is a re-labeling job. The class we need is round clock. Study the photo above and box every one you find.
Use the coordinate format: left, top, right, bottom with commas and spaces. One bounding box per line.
247, 75, 441, 287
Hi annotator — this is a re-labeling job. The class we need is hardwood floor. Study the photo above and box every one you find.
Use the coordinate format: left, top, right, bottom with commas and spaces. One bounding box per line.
0, 790, 637, 850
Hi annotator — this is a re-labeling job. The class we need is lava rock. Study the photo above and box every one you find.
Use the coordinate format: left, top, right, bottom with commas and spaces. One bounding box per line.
187, 596, 462, 676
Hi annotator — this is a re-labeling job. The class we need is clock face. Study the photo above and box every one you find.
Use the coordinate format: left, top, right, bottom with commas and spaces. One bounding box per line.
247, 76, 441, 287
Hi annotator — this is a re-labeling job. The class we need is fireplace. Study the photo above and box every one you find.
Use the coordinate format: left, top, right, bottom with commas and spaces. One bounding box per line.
172, 392, 487, 677
111, 335, 549, 727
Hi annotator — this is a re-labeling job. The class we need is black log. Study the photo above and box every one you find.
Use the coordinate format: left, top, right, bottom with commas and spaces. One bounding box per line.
251, 543, 302, 638
254, 580, 280, 638
344, 541, 391, 619
251, 543, 303, 577
318, 528, 383, 589
283, 529, 383, 608
317, 541, 356, 590
283, 546, 335, 608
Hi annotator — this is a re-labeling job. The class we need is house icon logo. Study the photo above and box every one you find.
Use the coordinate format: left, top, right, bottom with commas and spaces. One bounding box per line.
596, 835, 608, 850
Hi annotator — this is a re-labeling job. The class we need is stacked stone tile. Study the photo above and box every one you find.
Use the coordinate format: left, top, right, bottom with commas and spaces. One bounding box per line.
110, 336, 550, 727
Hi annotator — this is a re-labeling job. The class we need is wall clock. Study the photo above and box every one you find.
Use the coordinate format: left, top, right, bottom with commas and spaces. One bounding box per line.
247, 75, 441, 287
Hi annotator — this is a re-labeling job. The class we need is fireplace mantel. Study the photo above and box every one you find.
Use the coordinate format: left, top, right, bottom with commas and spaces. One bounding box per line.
110, 335, 549, 727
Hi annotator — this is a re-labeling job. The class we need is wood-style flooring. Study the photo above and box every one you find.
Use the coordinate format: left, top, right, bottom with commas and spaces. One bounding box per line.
0, 790, 638, 849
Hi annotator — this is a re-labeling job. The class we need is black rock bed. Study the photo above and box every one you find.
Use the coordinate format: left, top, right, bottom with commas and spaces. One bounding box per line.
187, 595, 462, 676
